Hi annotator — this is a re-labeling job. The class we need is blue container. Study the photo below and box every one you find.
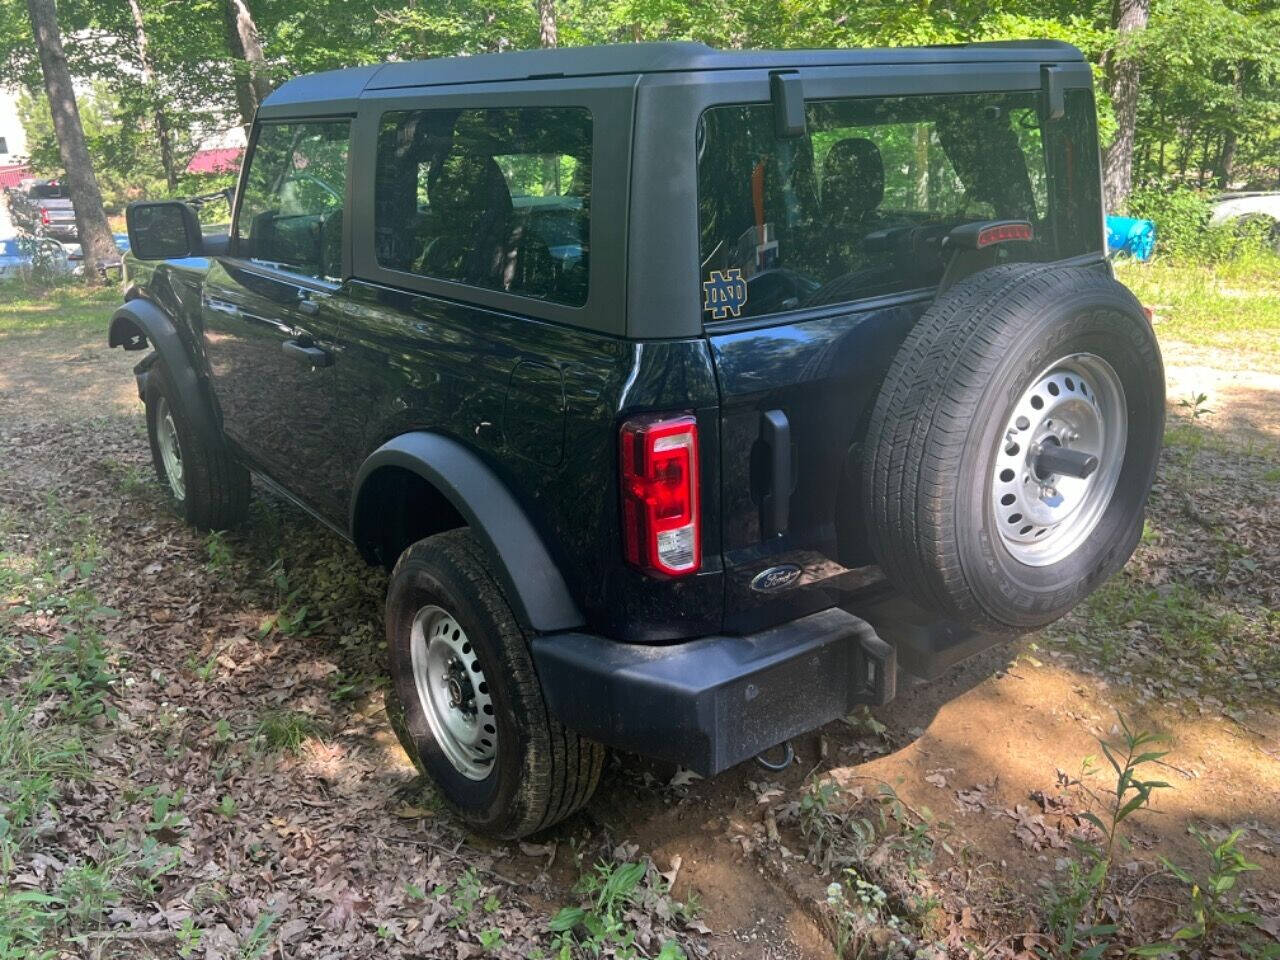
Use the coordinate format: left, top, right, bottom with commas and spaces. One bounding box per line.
1106, 215, 1156, 261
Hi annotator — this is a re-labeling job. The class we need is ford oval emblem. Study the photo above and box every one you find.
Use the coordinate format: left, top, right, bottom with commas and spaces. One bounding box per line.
750, 564, 802, 593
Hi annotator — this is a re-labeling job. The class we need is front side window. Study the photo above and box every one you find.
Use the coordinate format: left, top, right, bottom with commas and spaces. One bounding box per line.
235, 120, 350, 281
697, 89, 1101, 320
374, 106, 592, 307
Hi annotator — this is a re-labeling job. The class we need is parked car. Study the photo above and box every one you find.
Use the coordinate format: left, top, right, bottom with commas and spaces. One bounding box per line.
112, 40, 1164, 838
0, 236, 31, 279
9, 178, 77, 241
1210, 191, 1280, 252
59, 233, 131, 277
0, 234, 71, 280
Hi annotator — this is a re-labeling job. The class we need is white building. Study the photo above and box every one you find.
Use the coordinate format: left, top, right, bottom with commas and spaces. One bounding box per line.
0, 89, 29, 161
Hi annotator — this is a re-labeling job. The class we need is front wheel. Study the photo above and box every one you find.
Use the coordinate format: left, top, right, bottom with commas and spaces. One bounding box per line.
863, 264, 1165, 633
143, 357, 250, 530
385, 529, 603, 838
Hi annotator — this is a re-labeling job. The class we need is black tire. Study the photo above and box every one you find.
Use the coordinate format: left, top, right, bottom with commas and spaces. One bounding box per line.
863, 264, 1164, 632
144, 356, 250, 530
385, 529, 603, 838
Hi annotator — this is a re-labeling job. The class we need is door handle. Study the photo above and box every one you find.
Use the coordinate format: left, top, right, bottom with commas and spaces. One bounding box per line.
282, 338, 332, 367
760, 409, 791, 538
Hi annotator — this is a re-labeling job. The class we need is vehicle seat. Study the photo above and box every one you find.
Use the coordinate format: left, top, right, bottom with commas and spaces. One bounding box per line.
416, 151, 515, 288
820, 137, 885, 229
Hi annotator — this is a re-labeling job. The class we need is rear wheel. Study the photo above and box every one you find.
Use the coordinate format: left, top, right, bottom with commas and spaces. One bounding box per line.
863, 264, 1164, 632
385, 530, 603, 838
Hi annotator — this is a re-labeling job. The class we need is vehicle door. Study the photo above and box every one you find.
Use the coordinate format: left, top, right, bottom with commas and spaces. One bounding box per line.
697, 67, 1102, 634
201, 118, 352, 520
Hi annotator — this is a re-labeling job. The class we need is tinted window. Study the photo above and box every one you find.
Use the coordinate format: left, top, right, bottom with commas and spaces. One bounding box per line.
235, 121, 349, 281
697, 90, 1101, 320
374, 107, 591, 307
30, 181, 68, 200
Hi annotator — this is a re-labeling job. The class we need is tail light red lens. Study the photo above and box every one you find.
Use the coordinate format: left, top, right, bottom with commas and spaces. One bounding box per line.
619, 414, 700, 577
39, 206, 50, 225
976, 221, 1033, 247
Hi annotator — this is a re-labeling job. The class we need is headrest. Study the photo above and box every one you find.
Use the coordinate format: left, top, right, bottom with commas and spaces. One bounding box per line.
820, 137, 884, 222
427, 150, 513, 225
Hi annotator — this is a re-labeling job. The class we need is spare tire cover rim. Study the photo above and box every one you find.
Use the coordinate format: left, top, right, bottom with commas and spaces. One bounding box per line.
991, 352, 1127, 567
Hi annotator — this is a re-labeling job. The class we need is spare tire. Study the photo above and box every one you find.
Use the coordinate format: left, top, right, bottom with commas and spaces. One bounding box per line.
863, 264, 1164, 633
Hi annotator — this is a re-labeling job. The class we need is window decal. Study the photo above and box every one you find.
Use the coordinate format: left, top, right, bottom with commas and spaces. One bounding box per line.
702, 268, 748, 320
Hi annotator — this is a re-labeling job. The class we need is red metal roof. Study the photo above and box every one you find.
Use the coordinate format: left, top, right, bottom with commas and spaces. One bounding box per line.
0, 163, 31, 189
184, 148, 243, 175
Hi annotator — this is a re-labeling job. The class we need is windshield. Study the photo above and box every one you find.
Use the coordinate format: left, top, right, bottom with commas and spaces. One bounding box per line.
697, 89, 1101, 320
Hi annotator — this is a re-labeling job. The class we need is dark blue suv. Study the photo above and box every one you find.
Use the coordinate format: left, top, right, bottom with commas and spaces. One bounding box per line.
112, 41, 1163, 838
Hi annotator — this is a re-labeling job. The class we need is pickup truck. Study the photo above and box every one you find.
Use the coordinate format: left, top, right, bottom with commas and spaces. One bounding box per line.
9, 178, 77, 241
111, 40, 1164, 838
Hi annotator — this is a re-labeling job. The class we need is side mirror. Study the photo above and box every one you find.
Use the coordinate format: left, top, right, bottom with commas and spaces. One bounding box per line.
126, 201, 204, 259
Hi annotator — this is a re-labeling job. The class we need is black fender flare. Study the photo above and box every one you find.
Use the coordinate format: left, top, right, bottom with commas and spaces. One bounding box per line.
350, 432, 584, 634
108, 298, 219, 446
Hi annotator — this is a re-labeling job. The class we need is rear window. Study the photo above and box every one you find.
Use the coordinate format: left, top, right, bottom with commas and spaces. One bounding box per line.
29, 182, 68, 199
374, 107, 592, 307
697, 89, 1101, 321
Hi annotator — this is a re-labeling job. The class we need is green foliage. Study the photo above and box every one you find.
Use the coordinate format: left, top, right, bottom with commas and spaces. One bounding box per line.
3, 0, 1276, 223
1040, 718, 1170, 959
1152, 828, 1268, 951
548, 860, 689, 959
1124, 186, 1262, 262
252, 709, 322, 753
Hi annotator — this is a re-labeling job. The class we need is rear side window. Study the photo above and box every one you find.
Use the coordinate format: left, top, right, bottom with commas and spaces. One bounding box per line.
235, 120, 350, 281
374, 107, 592, 307
697, 90, 1101, 320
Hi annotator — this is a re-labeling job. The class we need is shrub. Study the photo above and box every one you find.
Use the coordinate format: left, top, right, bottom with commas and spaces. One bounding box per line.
1126, 185, 1271, 263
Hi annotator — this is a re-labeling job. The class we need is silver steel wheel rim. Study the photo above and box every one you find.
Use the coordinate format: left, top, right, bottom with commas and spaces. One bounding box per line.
409, 605, 496, 781
155, 395, 185, 501
991, 353, 1127, 567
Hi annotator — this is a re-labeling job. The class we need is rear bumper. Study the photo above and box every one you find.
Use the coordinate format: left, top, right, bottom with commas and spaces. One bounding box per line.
43, 224, 77, 241
530, 607, 895, 776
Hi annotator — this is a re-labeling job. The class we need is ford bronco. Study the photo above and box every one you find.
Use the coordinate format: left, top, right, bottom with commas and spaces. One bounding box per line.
111, 41, 1164, 839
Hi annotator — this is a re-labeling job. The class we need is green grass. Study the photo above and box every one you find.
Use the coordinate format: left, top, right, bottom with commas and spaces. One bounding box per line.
0, 283, 118, 336
1116, 253, 1280, 362
253, 709, 324, 753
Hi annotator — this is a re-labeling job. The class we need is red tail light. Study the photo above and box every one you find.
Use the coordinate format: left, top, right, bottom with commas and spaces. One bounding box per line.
39, 206, 50, 225
620, 414, 700, 577
976, 221, 1032, 247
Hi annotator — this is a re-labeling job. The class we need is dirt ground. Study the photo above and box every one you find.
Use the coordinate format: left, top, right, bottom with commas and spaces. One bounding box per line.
1, 315, 1277, 959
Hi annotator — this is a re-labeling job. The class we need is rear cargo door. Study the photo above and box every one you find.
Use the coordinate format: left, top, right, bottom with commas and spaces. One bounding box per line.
700, 64, 1102, 634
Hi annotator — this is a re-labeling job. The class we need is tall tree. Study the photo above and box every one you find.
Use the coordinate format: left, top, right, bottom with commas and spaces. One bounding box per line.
25, 0, 116, 282
127, 0, 177, 191
1101, 0, 1151, 209
539, 0, 557, 48
223, 0, 270, 132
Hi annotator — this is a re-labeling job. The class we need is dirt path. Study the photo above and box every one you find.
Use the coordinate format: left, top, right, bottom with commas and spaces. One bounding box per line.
1, 320, 1277, 958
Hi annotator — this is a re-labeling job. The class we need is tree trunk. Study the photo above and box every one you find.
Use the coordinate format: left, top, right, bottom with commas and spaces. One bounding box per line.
1101, 0, 1150, 211
224, 0, 271, 133
913, 124, 930, 208
1214, 130, 1238, 189
127, 0, 177, 192
25, 0, 117, 283
538, 0, 557, 48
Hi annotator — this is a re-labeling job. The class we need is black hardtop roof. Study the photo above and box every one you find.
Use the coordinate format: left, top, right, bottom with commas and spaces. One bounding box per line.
261, 39, 1083, 110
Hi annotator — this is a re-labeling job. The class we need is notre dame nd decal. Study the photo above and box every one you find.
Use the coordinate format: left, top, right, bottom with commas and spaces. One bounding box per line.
702, 268, 748, 320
